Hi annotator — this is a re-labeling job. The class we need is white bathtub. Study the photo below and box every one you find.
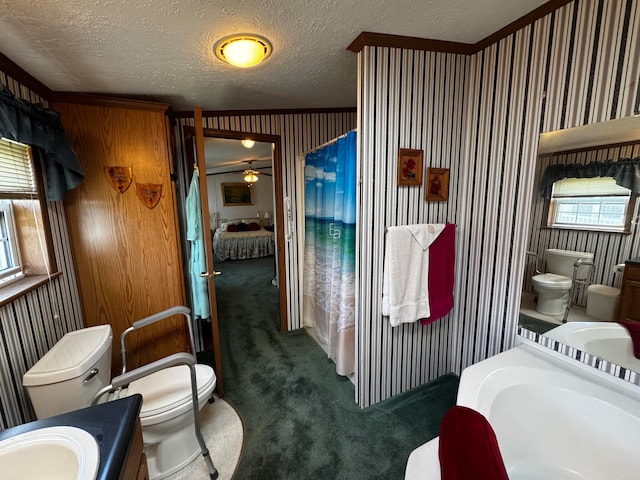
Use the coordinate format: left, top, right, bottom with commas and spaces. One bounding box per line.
545, 321, 640, 373
405, 344, 640, 480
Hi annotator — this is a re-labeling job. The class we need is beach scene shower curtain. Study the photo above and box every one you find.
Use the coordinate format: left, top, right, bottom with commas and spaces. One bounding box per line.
303, 130, 356, 376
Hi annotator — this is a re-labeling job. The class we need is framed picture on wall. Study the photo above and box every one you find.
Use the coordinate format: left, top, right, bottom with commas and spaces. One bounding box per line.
397, 148, 424, 186
221, 183, 255, 206
425, 168, 450, 201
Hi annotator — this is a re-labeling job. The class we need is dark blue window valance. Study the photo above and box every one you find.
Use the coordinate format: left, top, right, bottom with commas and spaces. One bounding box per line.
539, 157, 640, 198
0, 86, 84, 201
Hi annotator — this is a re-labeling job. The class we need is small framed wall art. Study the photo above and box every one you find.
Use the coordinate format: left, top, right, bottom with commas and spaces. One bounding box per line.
425, 167, 450, 202
397, 148, 423, 186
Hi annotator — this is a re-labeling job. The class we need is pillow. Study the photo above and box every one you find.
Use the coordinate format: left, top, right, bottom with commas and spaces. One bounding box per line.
438, 406, 508, 480
248, 222, 261, 231
226, 224, 239, 232
237, 222, 249, 232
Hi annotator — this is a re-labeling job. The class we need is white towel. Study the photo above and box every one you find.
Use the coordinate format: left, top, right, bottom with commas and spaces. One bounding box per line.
382, 224, 445, 327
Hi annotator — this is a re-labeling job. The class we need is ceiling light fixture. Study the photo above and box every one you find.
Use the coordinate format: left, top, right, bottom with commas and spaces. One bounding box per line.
241, 139, 255, 148
214, 34, 272, 68
243, 162, 260, 184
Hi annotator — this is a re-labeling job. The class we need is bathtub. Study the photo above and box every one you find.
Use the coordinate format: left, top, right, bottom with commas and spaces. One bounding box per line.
405, 344, 640, 480
545, 321, 640, 373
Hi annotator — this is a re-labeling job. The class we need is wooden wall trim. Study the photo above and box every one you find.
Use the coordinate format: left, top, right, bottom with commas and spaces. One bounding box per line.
474, 0, 574, 51
347, 31, 473, 55
0, 52, 52, 99
347, 0, 574, 55
50, 92, 170, 112
172, 106, 357, 118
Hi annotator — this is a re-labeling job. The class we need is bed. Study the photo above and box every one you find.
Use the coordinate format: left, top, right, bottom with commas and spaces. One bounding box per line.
212, 219, 275, 261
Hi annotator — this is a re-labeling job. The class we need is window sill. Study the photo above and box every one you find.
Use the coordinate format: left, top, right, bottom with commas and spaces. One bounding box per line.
542, 225, 630, 235
0, 273, 62, 308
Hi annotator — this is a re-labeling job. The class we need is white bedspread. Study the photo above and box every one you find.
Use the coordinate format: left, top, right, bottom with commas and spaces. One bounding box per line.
212, 228, 275, 261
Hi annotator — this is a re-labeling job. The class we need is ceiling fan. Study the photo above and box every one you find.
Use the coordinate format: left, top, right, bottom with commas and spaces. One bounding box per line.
237, 161, 272, 184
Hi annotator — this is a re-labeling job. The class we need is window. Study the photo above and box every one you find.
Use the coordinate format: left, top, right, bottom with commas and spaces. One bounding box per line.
547, 177, 636, 232
0, 137, 55, 290
0, 201, 22, 283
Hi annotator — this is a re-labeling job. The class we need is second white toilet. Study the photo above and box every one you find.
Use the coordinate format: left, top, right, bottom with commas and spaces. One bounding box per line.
532, 249, 594, 316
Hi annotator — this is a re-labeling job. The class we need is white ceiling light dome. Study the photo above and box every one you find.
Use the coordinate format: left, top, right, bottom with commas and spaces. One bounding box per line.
214, 34, 272, 68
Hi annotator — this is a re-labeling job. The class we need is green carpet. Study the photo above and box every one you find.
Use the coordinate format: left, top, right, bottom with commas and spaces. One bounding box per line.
209, 256, 458, 480
518, 313, 557, 334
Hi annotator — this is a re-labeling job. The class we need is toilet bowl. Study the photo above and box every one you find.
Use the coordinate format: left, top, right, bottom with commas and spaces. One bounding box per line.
22, 324, 216, 480
128, 363, 217, 478
531, 249, 594, 316
586, 284, 620, 321
531, 273, 573, 315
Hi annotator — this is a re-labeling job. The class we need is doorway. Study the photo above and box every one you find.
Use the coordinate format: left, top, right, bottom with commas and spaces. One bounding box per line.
183, 127, 288, 335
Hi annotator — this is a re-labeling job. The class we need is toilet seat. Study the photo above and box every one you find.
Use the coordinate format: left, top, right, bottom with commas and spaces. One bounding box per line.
128, 364, 216, 426
532, 273, 572, 290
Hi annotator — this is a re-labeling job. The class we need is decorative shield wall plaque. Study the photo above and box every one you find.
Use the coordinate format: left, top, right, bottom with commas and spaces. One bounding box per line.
104, 166, 133, 193
136, 183, 162, 209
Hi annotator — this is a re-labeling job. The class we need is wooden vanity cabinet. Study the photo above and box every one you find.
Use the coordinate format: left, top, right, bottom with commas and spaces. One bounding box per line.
121, 420, 149, 480
618, 260, 640, 322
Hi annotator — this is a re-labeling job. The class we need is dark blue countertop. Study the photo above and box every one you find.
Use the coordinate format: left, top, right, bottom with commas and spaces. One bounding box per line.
0, 394, 142, 480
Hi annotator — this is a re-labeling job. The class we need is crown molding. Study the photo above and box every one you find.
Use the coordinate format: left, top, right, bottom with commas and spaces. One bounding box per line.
347, 32, 473, 55
0, 52, 52, 99
172, 106, 357, 119
50, 92, 170, 112
347, 0, 574, 55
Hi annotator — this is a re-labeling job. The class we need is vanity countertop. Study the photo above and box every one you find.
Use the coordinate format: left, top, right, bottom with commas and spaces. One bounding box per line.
0, 394, 143, 480
625, 257, 640, 266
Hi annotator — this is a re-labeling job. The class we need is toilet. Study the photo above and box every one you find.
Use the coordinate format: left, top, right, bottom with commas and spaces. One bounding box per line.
586, 284, 620, 321
531, 249, 594, 316
22, 324, 217, 480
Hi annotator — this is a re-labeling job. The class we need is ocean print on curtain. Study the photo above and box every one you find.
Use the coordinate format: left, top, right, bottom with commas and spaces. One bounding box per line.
303, 130, 357, 376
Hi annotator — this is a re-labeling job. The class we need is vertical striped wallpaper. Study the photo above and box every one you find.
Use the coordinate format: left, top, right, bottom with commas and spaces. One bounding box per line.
172, 111, 357, 334
0, 73, 84, 428
2, 0, 639, 421
357, 48, 468, 407
357, 0, 640, 406
524, 142, 640, 306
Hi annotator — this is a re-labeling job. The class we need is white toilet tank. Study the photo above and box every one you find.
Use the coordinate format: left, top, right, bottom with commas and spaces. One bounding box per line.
23, 325, 113, 419
545, 249, 594, 279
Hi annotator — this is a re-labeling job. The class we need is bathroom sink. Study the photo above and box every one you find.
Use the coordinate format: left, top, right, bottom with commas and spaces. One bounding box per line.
0, 425, 99, 480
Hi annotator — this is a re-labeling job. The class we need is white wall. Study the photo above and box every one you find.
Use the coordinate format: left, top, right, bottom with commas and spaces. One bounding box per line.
206, 169, 274, 228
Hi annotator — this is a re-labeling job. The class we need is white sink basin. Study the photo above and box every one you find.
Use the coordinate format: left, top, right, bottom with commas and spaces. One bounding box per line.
0, 426, 99, 480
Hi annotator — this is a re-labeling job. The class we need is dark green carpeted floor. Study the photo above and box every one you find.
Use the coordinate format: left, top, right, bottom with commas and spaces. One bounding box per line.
207, 256, 458, 480
518, 312, 557, 334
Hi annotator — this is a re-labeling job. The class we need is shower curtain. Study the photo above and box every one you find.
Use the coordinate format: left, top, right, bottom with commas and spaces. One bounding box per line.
303, 130, 356, 376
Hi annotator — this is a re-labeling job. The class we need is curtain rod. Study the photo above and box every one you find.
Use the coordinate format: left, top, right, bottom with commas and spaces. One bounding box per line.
304, 129, 357, 155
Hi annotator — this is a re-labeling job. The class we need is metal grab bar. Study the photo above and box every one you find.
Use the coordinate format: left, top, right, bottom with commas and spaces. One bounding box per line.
562, 259, 596, 323
526, 251, 541, 275
96, 307, 219, 479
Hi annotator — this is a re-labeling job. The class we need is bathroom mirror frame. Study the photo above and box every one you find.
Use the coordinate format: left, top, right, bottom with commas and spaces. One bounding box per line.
518, 115, 640, 382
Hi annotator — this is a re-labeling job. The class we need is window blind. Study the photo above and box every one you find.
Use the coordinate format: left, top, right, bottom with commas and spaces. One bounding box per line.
552, 177, 630, 197
0, 137, 36, 195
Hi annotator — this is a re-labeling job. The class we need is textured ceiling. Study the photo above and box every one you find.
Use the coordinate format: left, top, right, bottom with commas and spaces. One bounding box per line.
0, 0, 548, 112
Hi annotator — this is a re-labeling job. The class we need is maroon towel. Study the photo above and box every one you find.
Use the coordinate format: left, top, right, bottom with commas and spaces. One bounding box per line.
439, 406, 509, 480
421, 223, 455, 325
619, 320, 640, 359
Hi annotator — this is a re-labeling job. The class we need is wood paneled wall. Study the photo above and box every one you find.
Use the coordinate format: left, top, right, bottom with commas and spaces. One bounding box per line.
55, 100, 188, 375
357, 0, 640, 406
0, 74, 84, 428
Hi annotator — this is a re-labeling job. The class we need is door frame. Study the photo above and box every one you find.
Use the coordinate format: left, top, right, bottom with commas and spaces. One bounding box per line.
183, 126, 288, 332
